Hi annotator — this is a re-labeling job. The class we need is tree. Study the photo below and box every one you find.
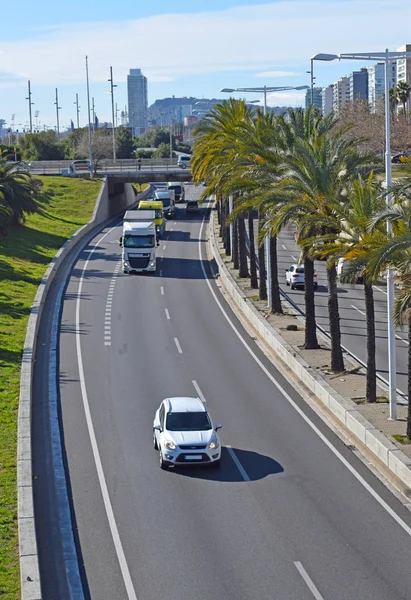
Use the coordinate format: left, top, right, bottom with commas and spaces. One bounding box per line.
116, 127, 134, 159
0, 158, 41, 230
19, 130, 65, 160
396, 81, 411, 117
153, 143, 173, 158
76, 130, 112, 171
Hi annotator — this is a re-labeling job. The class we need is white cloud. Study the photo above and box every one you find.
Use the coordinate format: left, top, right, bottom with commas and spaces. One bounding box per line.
255, 71, 299, 78
267, 91, 306, 107
0, 0, 410, 87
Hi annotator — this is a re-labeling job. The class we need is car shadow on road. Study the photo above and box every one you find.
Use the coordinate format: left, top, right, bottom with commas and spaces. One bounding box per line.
172, 446, 284, 482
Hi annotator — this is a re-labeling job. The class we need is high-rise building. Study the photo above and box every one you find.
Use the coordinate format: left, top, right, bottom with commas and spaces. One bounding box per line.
367, 62, 396, 112
333, 76, 350, 112
305, 87, 322, 110
322, 85, 334, 115
127, 69, 148, 136
396, 44, 411, 87
349, 68, 368, 102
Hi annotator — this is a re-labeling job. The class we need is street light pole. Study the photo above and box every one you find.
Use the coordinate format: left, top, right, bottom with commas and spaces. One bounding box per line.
313, 48, 411, 419
74, 93, 80, 129
108, 66, 117, 161
85, 55, 94, 177
26, 80, 33, 133
54, 88, 61, 139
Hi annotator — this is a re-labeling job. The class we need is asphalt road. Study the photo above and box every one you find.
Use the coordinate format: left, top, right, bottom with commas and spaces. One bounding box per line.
55, 184, 411, 600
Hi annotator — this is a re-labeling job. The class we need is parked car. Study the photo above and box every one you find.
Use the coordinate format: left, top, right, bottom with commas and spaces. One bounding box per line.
285, 263, 318, 290
391, 151, 411, 164
177, 155, 191, 169
153, 397, 222, 470
186, 199, 199, 213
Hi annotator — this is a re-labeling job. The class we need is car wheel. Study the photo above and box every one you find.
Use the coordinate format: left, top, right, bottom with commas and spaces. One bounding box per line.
153, 430, 158, 450
285, 279, 289, 286
291, 283, 295, 290
211, 459, 221, 469
314, 283, 318, 290
159, 451, 170, 470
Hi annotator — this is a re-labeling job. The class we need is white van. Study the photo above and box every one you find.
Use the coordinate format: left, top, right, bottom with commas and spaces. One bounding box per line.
177, 155, 191, 169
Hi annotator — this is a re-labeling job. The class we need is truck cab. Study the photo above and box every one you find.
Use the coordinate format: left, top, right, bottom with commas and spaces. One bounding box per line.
120, 210, 158, 274
138, 200, 165, 238
154, 189, 175, 219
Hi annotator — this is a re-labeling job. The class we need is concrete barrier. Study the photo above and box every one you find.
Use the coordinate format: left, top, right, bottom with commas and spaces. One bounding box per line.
18, 178, 151, 600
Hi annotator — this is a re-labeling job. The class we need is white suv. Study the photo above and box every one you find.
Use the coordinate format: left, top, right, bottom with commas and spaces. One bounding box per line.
285, 263, 318, 290
177, 155, 191, 169
153, 397, 222, 470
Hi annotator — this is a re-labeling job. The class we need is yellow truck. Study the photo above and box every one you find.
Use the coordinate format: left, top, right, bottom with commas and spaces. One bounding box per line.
138, 200, 165, 239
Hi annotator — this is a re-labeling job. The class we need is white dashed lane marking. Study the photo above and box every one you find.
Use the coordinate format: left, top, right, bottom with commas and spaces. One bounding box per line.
165, 309, 170, 320
161, 286, 164, 295
174, 337, 183, 354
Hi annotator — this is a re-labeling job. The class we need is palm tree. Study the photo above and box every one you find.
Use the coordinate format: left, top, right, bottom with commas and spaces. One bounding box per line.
305, 173, 386, 401
0, 158, 39, 229
396, 81, 411, 117
274, 133, 379, 371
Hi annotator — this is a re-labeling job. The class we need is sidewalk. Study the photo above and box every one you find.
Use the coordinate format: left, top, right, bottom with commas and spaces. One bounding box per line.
207, 209, 411, 491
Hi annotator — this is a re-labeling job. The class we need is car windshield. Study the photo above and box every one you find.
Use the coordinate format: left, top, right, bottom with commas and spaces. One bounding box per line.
166, 411, 212, 431
124, 234, 154, 248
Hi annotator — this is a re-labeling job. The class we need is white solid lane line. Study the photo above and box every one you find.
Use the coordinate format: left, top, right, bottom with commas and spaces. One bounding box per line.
351, 304, 366, 317
198, 209, 411, 539
294, 562, 324, 600
174, 337, 183, 354
374, 286, 387, 296
76, 226, 138, 600
192, 380, 206, 403
161, 286, 164, 295
165, 309, 170, 320
226, 445, 250, 481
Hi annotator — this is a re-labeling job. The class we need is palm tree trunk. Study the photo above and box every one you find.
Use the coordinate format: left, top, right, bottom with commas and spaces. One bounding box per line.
364, 281, 377, 403
248, 212, 258, 289
224, 201, 231, 256
407, 314, 411, 439
270, 236, 282, 313
326, 263, 345, 372
258, 217, 267, 301
238, 216, 249, 278
304, 257, 319, 349
217, 199, 221, 225
233, 218, 239, 269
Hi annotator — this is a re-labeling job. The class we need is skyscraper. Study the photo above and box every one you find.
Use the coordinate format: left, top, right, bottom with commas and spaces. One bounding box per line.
127, 69, 148, 136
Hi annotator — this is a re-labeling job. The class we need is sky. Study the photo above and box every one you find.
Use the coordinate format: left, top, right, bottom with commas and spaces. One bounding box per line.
1, 0, 411, 131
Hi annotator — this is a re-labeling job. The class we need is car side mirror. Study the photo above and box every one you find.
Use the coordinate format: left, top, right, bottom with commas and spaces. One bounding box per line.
119, 236, 123, 247
285, 269, 288, 272
156, 240, 160, 247
153, 425, 162, 432
215, 423, 222, 431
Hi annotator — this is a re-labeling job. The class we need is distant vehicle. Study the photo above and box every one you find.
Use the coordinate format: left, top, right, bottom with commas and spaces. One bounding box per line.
119, 210, 158, 274
186, 199, 199, 214
285, 264, 318, 290
138, 199, 166, 238
153, 397, 222, 470
154, 189, 175, 219
177, 155, 191, 169
167, 181, 184, 202
336, 258, 363, 283
69, 159, 91, 174
17, 162, 32, 173
391, 151, 411, 164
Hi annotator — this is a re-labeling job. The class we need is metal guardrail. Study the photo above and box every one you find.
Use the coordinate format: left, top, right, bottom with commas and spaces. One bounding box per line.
5, 158, 187, 175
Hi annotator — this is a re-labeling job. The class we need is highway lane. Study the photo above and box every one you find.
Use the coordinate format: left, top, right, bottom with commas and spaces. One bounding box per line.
274, 225, 409, 398
57, 184, 411, 600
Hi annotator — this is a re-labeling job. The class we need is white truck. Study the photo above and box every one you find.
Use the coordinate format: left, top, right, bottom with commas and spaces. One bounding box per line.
120, 210, 159, 274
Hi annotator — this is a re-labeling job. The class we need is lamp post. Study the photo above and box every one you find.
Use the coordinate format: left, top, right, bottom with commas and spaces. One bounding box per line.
26, 81, 34, 133
108, 66, 117, 161
313, 48, 411, 420
54, 88, 61, 139
220, 84, 309, 310
85, 56, 94, 177
306, 59, 316, 106
74, 93, 80, 129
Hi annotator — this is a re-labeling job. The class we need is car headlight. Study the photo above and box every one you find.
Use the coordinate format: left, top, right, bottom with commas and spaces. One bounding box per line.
208, 439, 219, 450
164, 440, 176, 450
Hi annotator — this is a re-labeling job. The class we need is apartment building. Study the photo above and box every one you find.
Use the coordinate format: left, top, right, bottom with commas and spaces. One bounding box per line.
396, 44, 411, 86
349, 68, 368, 102
333, 77, 350, 112
366, 62, 397, 112
305, 87, 322, 110
127, 69, 148, 136
322, 85, 334, 115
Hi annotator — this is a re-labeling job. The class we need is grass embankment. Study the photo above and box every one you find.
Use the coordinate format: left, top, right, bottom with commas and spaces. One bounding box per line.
0, 176, 101, 598
392, 164, 411, 178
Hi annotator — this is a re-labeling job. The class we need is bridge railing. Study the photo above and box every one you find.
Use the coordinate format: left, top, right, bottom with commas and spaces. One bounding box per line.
14, 158, 183, 175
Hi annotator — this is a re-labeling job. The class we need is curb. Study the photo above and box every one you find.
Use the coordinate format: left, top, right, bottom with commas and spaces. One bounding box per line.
18, 180, 152, 599
207, 210, 411, 491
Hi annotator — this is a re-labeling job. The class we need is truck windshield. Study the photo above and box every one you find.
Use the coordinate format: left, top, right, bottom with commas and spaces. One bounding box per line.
124, 235, 154, 248
162, 199, 170, 208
